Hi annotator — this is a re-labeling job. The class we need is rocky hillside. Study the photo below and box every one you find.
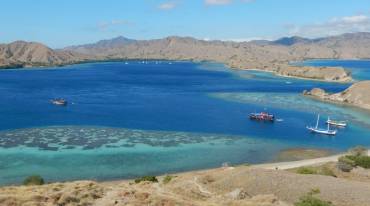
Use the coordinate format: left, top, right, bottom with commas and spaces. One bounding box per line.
65, 32, 370, 63
0, 41, 89, 68
2, 165, 370, 206
304, 81, 370, 110
63, 33, 370, 82
2, 33, 370, 81
276, 65, 352, 82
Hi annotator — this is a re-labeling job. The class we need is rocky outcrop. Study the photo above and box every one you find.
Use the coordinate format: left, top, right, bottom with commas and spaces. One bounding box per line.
304, 81, 370, 110
303, 88, 329, 98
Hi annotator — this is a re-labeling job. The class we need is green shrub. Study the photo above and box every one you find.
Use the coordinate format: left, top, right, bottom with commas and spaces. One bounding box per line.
295, 189, 333, 206
134, 176, 158, 184
349, 155, 370, 169
308, 188, 321, 195
296, 166, 336, 177
23, 175, 45, 186
163, 175, 175, 184
295, 195, 333, 206
338, 156, 356, 167
348, 146, 368, 157
296, 167, 317, 175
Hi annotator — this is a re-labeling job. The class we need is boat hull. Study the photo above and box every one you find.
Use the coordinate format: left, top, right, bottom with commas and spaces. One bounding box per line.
249, 113, 275, 122
326, 120, 347, 127
306, 126, 337, 136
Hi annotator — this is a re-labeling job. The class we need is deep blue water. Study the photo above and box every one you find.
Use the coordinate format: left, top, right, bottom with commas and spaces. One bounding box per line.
0, 60, 369, 185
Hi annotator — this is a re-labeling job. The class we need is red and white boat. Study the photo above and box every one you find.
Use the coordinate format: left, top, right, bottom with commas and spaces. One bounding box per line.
249, 112, 275, 122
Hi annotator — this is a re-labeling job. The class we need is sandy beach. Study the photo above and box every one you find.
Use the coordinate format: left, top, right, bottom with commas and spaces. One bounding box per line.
254, 150, 370, 170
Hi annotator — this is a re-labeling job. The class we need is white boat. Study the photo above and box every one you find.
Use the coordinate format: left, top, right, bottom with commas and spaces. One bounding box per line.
306, 115, 337, 136
51, 98, 68, 106
326, 118, 347, 127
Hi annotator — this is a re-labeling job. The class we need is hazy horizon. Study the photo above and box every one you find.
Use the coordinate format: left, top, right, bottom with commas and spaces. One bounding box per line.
1, 0, 370, 48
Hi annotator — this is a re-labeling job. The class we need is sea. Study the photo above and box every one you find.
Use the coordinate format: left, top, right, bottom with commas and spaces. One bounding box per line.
0, 60, 369, 185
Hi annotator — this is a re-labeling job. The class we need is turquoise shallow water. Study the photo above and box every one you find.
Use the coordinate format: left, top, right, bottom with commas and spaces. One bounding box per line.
0, 60, 369, 185
0, 126, 292, 185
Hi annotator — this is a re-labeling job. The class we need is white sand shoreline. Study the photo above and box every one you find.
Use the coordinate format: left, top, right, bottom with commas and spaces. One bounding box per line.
254, 150, 370, 170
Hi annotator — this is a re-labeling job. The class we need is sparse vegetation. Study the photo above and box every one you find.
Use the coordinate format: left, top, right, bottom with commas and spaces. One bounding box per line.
23, 175, 45, 186
296, 166, 336, 177
163, 175, 176, 184
297, 167, 317, 175
134, 176, 158, 184
295, 195, 334, 206
308, 188, 321, 195
337, 147, 370, 172
320, 166, 336, 177
347, 155, 370, 169
295, 189, 333, 206
348, 146, 368, 157
337, 161, 353, 172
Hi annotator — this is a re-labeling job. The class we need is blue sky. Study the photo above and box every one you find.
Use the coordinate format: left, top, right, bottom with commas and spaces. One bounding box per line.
1, 0, 370, 48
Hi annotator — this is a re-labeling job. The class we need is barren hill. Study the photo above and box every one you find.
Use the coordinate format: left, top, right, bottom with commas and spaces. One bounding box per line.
0, 41, 89, 68
304, 80, 370, 111
2, 33, 370, 81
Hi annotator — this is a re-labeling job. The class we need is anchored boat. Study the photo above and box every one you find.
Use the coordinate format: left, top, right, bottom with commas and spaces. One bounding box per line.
326, 118, 347, 127
249, 112, 275, 122
51, 98, 68, 106
307, 114, 337, 136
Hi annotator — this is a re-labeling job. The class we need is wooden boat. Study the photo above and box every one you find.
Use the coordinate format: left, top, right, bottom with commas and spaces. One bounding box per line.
326, 118, 347, 127
249, 112, 275, 122
307, 115, 337, 136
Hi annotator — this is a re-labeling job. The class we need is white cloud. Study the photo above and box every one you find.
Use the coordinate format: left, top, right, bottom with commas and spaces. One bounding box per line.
202, 37, 271, 42
227, 37, 271, 42
205, 0, 254, 6
158, 2, 177, 10
97, 20, 131, 31
205, 0, 232, 5
339, 15, 369, 24
287, 15, 370, 37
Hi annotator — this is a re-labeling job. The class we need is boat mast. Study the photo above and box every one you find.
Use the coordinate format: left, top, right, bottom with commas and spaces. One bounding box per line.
316, 114, 320, 129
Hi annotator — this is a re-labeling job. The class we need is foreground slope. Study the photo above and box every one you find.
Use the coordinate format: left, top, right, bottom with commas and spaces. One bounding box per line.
2, 166, 370, 206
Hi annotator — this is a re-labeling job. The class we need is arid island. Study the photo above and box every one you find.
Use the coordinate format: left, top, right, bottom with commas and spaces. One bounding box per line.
304, 81, 370, 111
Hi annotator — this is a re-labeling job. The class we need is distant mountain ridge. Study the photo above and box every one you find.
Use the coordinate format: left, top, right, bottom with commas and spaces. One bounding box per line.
271, 36, 315, 46
64, 36, 136, 53
1, 32, 370, 82
60, 32, 370, 74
